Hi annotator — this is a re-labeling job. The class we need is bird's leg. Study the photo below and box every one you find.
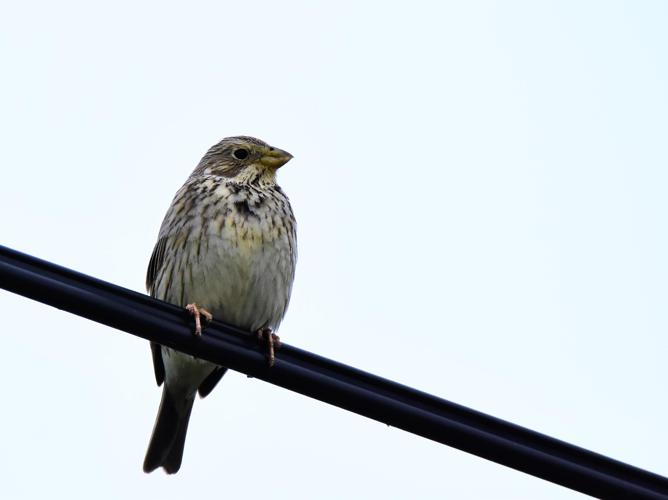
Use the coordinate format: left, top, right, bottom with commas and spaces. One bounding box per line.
256, 327, 281, 367
185, 303, 213, 336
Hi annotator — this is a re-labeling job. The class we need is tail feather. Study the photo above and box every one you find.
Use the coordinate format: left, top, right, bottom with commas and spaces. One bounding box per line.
143, 386, 195, 474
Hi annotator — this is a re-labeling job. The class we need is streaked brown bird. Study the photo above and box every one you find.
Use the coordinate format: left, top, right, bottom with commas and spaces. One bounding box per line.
143, 136, 297, 474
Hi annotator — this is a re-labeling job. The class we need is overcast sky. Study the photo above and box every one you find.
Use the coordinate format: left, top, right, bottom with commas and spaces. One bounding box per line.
1, 1, 667, 498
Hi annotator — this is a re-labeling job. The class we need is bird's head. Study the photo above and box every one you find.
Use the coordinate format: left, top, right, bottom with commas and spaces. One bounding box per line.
194, 136, 293, 184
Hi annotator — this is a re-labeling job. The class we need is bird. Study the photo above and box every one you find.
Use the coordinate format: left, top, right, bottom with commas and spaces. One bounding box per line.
142, 136, 297, 474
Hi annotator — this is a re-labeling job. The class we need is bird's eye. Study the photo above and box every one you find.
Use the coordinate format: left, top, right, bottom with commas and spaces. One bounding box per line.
233, 148, 249, 160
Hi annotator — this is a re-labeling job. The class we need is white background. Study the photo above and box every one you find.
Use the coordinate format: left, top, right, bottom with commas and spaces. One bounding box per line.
1, 1, 666, 498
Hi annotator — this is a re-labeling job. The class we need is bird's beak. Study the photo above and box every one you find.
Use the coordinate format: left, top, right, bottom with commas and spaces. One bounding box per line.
260, 147, 293, 168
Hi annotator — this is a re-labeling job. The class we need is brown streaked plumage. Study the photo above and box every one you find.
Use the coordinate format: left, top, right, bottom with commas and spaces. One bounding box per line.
143, 136, 297, 474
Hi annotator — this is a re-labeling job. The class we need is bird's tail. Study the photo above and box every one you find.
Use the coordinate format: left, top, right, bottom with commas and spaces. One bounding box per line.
143, 385, 195, 474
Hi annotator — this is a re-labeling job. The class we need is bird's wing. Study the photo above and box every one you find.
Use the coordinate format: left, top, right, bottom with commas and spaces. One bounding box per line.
147, 236, 169, 386
150, 341, 165, 386
146, 235, 168, 296
145, 180, 232, 391
197, 367, 228, 398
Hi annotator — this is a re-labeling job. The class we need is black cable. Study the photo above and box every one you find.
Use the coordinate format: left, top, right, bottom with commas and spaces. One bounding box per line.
0, 244, 666, 499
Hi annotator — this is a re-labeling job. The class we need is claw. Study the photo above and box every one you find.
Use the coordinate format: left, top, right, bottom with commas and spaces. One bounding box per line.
257, 327, 281, 367
186, 303, 213, 336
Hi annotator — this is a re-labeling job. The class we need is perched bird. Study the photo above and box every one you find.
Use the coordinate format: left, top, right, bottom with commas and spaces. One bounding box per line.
143, 136, 297, 474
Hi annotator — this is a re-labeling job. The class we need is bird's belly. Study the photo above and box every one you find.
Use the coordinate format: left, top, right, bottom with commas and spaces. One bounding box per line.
162, 345, 214, 394
160, 229, 294, 333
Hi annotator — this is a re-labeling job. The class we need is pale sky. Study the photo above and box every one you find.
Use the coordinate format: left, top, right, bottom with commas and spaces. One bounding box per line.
1, 1, 667, 499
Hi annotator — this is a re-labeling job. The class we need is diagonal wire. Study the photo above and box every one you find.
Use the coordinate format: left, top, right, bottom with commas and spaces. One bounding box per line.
0, 244, 666, 499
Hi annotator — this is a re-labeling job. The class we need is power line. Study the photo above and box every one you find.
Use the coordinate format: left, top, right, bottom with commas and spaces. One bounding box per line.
0, 243, 666, 499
